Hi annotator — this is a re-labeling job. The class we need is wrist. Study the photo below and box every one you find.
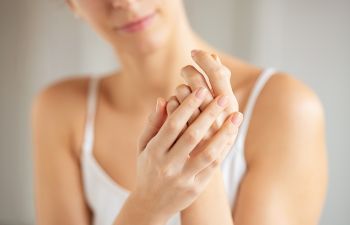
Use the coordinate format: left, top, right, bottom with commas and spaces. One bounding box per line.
126, 192, 170, 225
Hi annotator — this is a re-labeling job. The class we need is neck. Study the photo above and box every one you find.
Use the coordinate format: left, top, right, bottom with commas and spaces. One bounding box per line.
110, 20, 215, 114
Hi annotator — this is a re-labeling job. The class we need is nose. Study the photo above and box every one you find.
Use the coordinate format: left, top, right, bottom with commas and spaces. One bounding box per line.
111, 0, 137, 10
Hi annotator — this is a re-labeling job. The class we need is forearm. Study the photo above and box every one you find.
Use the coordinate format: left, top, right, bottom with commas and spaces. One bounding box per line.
113, 192, 169, 225
181, 168, 234, 225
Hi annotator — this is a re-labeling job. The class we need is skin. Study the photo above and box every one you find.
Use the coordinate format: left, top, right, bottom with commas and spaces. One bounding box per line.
32, 0, 328, 224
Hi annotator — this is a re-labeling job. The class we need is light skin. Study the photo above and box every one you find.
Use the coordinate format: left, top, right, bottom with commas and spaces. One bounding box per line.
32, 0, 328, 224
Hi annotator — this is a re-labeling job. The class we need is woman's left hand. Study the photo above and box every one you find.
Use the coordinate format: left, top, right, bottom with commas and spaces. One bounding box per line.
166, 50, 242, 160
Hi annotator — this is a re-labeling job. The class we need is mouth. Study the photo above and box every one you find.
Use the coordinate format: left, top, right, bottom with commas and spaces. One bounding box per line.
116, 11, 157, 33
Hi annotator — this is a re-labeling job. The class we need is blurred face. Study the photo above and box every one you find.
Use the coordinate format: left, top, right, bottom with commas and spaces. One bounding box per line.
68, 0, 186, 55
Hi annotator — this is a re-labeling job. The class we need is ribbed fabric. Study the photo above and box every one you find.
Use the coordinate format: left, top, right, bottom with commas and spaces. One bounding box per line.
81, 68, 277, 225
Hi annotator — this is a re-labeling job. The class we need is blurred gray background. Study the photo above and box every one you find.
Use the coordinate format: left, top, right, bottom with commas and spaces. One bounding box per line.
1, 0, 349, 224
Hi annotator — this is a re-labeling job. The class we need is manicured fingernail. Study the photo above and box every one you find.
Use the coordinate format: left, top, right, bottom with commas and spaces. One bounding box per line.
231, 112, 243, 126
217, 95, 229, 107
195, 87, 207, 99
191, 49, 199, 57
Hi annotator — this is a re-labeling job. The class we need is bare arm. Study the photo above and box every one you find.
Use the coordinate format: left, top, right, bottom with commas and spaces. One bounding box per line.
181, 168, 234, 225
232, 75, 328, 225
181, 74, 327, 225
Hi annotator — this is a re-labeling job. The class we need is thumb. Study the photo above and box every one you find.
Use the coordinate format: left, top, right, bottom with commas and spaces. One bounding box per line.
137, 97, 167, 152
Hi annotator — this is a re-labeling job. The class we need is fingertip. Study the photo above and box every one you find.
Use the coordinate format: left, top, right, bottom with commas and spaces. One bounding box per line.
155, 97, 166, 111
159, 97, 166, 108
230, 112, 244, 126
191, 49, 200, 57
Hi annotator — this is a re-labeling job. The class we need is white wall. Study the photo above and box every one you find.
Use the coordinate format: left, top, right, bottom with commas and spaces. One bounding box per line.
0, 0, 349, 224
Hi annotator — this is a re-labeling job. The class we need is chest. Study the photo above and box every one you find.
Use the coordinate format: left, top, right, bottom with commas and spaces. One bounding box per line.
91, 112, 147, 192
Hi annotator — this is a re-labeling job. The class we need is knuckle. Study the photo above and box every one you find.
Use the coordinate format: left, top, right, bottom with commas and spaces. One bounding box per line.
144, 147, 160, 161
148, 146, 161, 160
175, 176, 190, 189
202, 149, 216, 163
211, 66, 231, 79
186, 97, 199, 108
184, 129, 200, 145
160, 167, 174, 179
146, 146, 156, 157
186, 184, 200, 196
166, 119, 180, 133
176, 88, 191, 101
206, 107, 218, 120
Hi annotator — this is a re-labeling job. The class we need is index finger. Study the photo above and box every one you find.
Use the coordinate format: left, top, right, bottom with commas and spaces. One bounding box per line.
191, 50, 238, 112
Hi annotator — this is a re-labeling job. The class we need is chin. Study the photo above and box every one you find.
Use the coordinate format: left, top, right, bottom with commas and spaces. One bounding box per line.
135, 28, 170, 55
112, 12, 173, 55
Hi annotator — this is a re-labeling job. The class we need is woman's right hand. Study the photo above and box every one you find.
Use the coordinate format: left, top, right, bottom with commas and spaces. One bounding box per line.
132, 87, 243, 221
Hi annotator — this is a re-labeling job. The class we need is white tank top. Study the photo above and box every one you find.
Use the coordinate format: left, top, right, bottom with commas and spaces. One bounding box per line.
81, 68, 276, 225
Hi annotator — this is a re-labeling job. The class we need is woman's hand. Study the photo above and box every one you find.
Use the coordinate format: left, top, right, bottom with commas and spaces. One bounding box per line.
172, 50, 242, 158
167, 85, 243, 159
183, 50, 239, 119
132, 87, 242, 222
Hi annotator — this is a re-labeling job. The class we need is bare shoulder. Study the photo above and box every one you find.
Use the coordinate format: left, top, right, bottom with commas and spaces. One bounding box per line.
32, 76, 89, 123
31, 76, 91, 155
256, 72, 324, 119
245, 71, 327, 167
33, 75, 89, 107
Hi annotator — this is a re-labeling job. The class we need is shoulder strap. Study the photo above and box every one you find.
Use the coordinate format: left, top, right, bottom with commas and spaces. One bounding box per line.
82, 76, 100, 156
235, 68, 277, 149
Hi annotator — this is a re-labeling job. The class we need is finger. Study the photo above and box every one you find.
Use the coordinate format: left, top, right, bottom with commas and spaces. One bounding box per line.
166, 96, 187, 142
191, 50, 239, 112
175, 84, 200, 125
180, 65, 214, 112
182, 112, 243, 178
217, 112, 244, 163
166, 96, 180, 115
150, 87, 209, 153
180, 65, 222, 132
167, 94, 230, 163
137, 97, 167, 152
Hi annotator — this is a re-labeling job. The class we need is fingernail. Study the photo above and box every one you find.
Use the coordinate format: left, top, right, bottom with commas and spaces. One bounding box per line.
217, 95, 229, 107
231, 112, 243, 126
191, 49, 199, 57
195, 87, 207, 99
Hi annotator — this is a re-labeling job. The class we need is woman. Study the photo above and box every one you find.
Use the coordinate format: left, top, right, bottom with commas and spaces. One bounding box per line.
32, 0, 328, 225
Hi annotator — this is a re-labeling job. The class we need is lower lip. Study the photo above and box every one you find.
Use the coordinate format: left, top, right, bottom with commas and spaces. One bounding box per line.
119, 12, 156, 33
